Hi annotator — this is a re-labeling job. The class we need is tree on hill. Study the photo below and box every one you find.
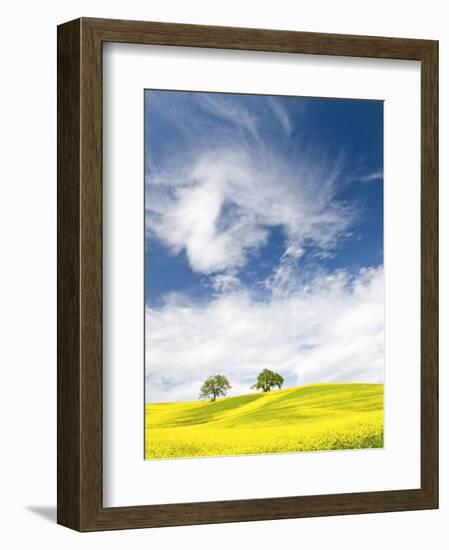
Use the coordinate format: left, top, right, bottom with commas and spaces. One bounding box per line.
199, 375, 231, 402
251, 369, 284, 392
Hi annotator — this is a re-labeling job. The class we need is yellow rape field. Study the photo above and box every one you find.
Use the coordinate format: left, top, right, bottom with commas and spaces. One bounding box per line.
145, 383, 384, 459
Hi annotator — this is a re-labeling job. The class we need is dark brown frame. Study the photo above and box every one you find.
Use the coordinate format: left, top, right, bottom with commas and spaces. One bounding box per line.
57, 17, 438, 532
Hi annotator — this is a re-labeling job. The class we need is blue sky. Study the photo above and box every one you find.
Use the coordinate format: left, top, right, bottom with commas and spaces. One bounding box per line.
144, 90, 384, 403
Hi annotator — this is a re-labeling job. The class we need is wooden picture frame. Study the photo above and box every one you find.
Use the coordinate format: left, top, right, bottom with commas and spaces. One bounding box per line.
57, 17, 438, 531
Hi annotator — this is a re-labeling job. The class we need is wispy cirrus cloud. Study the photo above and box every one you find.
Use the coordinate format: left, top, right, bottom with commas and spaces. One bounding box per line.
265, 96, 294, 136
146, 145, 353, 275
350, 170, 384, 183
199, 93, 260, 139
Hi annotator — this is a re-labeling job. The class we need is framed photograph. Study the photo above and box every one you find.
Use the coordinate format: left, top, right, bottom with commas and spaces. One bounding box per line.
57, 17, 438, 531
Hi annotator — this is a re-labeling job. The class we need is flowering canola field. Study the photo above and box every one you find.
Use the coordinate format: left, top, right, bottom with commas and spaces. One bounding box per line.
145, 383, 383, 459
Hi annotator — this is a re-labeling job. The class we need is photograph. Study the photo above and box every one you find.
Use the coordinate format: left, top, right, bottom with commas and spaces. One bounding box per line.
144, 89, 384, 459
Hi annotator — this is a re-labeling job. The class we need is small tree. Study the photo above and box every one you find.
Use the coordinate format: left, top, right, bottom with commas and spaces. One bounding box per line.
251, 369, 284, 392
199, 375, 231, 402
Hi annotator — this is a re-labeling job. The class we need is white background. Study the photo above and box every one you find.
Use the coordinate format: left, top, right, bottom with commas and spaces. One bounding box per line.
103, 44, 421, 506
0, 0, 447, 548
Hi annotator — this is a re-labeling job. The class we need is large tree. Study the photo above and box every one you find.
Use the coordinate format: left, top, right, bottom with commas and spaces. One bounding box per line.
199, 375, 231, 402
251, 369, 284, 392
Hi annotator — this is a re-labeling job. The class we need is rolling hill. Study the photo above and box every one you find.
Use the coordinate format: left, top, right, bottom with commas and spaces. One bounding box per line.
145, 382, 384, 459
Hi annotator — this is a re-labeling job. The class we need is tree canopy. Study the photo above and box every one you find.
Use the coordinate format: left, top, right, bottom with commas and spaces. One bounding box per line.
199, 375, 231, 402
251, 369, 284, 392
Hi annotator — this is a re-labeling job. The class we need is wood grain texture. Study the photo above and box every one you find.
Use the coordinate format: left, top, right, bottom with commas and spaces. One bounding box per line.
420, 40, 439, 503
57, 17, 439, 532
84, 17, 433, 59
57, 18, 81, 531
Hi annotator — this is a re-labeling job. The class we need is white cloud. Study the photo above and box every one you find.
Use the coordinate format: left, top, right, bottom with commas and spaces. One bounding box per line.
198, 93, 259, 139
146, 92, 355, 278
146, 146, 353, 275
145, 266, 384, 402
265, 96, 293, 135
352, 171, 384, 183
210, 272, 241, 294
265, 244, 304, 297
